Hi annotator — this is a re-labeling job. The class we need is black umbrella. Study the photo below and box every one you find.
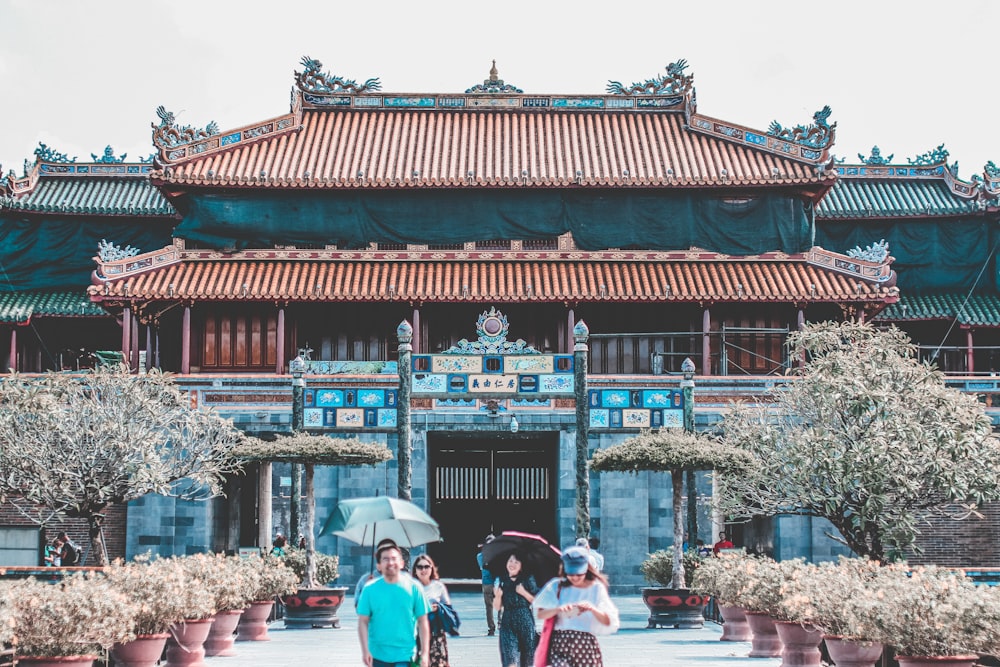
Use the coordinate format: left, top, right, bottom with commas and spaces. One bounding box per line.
481, 531, 562, 584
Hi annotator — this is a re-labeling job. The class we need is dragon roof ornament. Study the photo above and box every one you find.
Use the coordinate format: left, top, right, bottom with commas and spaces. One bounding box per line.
466, 60, 523, 94
859, 146, 893, 165
767, 106, 836, 149
91, 146, 127, 164
908, 144, 949, 166
846, 239, 890, 264
97, 239, 141, 262
606, 59, 694, 96
34, 143, 76, 163
151, 106, 219, 149
295, 56, 381, 94
985, 161, 1000, 179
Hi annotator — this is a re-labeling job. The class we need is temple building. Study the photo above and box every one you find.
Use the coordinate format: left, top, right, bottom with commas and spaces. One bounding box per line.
1, 58, 997, 583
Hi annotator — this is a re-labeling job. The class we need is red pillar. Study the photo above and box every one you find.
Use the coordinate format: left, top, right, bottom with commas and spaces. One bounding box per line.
276, 306, 285, 374
967, 328, 975, 374
181, 305, 191, 374
7, 327, 16, 372
702, 308, 711, 376
122, 307, 131, 368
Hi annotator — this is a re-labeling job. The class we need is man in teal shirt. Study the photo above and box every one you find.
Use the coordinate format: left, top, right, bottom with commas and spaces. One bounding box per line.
357, 542, 430, 667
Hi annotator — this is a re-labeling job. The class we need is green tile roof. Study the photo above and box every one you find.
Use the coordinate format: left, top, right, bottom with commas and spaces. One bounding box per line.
874, 292, 1000, 326
0, 177, 175, 217
0, 290, 107, 323
817, 179, 978, 219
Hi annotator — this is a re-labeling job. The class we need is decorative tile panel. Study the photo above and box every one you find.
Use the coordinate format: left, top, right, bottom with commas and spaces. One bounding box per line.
336, 409, 365, 427
623, 409, 651, 428
468, 375, 518, 392
431, 356, 482, 373
663, 409, 684, 428
505, 356, 553, 373
538, 375, 574, 392
590, 410, 610, 428
413, 374, 447, 393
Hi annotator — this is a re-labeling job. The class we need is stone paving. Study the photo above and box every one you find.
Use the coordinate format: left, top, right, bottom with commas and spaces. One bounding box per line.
207, 591, 781, 667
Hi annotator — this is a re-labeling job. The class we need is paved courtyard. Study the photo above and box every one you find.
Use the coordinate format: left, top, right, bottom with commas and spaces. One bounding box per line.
207, 591, 780, 667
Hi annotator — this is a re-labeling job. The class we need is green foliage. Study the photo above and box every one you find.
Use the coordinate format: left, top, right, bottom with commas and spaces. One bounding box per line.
589, 430, 751, 474
231, 433, 393, 466
641, 547, 703, 587
282, 548, 339, 587
242, 554, 299, 600
104, 555, 213, 634
717, 321, 1000, 562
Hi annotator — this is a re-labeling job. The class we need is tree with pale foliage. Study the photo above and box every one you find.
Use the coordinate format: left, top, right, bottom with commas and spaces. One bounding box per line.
0, 365, 247, 565
590, 430, 751, 588
231, 433, 392, 588
717, 321, 1000, 563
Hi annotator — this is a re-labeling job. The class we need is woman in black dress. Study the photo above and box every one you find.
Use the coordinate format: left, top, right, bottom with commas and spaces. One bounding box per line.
493, 552, 539, 667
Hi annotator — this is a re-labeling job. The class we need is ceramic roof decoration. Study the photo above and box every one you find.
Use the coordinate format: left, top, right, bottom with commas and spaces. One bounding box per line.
466, 61, 523, 94
818, 145, 990, 218
151, 106, 220, 150
0, 151, 175, 217
149, 56, 839, 186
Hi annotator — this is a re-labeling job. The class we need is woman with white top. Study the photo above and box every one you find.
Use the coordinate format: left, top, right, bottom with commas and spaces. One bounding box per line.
533, 546, 619, 667
413, 554, 452, 667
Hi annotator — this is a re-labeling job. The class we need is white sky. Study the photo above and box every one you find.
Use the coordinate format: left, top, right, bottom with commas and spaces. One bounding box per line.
1, 0, 997, 179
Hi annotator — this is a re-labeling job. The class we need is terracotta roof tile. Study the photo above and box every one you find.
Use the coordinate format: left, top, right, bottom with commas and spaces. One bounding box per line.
155, 109, 830, 190
90, 257, 894, 304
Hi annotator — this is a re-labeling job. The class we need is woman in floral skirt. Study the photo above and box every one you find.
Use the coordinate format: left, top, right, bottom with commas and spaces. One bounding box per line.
533, 546, 619, 667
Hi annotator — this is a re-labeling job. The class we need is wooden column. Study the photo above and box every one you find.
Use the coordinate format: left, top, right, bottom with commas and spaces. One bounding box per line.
396, 320, 413, 501
122, 307, 132, 368
7, 327, 16, 373
181, 305, 191, 374
798, 308, 807, 368
276, 306, 286, 374
130, 312, 140, 372
702, 308, 711, 376
412, 307, 421, 354
257, 462, 273, 551
967, 329, 975, 374
145, 326, 153, 372
566, 308, 575, 354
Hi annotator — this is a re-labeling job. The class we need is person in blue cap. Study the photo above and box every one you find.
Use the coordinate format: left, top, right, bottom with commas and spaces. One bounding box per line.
532, 545, 619, 667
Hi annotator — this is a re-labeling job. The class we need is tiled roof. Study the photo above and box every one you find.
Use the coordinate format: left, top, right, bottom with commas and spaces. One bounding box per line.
0, 290, 108, 323
1, 174, 175, 217
153, 108, 831, 190
817, 178, 979, 218
875, 293, 1000, 326
88, 257, 895, 304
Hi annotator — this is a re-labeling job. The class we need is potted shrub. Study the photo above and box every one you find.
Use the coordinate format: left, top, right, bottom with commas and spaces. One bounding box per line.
236, 555, 299, 641
175, 553, 255, 658
163, 554, 225, 667
105, 556, 210, 667
721, 554, 796, 658
279, 547, 347, 629
639, 547, 710, 628
692, 553, 752, 641
6, 573, 137, 667
778, 558, 885, 667
858, 564, 1000, 667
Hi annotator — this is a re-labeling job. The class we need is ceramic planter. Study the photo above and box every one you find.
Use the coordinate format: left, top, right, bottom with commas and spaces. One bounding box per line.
111, 633, 170, 667
640, 587, 710, 629
204, 609, 243, 656
718, 605, 752, 641
744, 611, 783, 658
823, 637, 884, 667
165, 618, 214, 667
281, 587, 348, 629
896, 656, 979, 667
774, 621, 822, 667
237, 600, 276, 641
17, 658, 97, 667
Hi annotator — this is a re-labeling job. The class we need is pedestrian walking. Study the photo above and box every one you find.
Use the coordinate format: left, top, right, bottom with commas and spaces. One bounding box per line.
413, 554, 455, 667
533, 546, 619, 667
494, 553, 539, 667
357, 542, 431, 667
477, 533, 497, 635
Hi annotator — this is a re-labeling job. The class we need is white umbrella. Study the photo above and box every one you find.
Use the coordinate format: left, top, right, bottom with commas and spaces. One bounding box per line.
321, 496, 441, 548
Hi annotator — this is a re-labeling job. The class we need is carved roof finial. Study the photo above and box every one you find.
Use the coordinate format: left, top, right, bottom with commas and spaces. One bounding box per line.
466, 61, 523, 94
489, 60, 499, 82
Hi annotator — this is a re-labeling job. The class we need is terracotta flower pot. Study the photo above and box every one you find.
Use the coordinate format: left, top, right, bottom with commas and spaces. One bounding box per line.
111, 633, 170, 667
718, 605, 752, 642
896, 656, 979, 667
823, 637, 884, 667
237, 600, 276, 641
204, 609, 243, 656
640, 587, 710, 629
165, 618, 214, 667
281, 587, 348, 629
775, 621, 822, 667
744, 611, 783, 658
17, 658, 97, 667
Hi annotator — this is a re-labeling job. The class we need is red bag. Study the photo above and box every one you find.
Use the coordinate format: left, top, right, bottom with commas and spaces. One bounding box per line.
534, 615, 556, 667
